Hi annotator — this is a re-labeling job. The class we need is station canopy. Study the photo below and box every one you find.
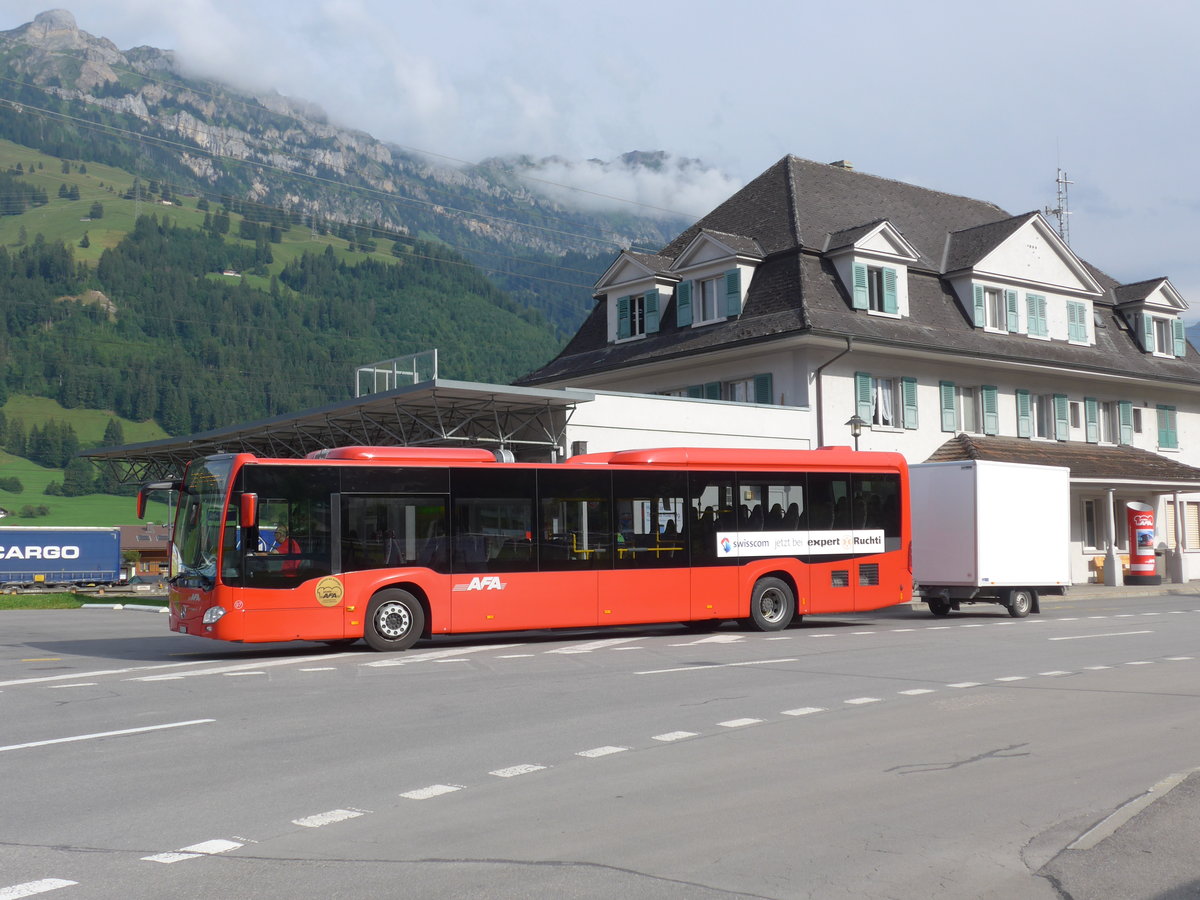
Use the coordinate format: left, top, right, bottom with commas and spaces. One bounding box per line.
82, 379, 595, 484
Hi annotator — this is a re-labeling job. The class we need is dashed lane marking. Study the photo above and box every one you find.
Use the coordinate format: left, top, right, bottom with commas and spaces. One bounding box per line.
142, 839, 242, 864
576, 746, 628, 758
782, 707, 826, 716
844, 697, 882, 705
718, 718, 763, 728
1049, 630, 1154, 641
652, 731, 697, 742
489, 764, 547, 778
292, 809, 365, 828
0, 880, 78, 899
400, 784, 463, 800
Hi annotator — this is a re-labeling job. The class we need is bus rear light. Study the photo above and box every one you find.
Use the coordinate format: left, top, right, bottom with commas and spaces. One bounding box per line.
202, 606, 227, 625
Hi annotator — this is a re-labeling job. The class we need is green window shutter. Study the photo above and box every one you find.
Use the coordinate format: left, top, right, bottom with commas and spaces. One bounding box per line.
686, 384, 704, 399
616, 295, 631, 340
882, 267, 898, 314
972, 284, 985, 327
1173, 318, 1186, 357
1085, 397, 1099, 443
1118, 401, 1134, 445
1015, 390, 1032, 438
982, 386, 999, 436
1005, 289, 1019, 332
901, 377, 918, 429
855, 372, 873, 422
704, 381, 722, 400
644, 289, 660, 334
1141, 312, 1154, 351
1054, 394, 1069, 441
675, 281, 692, 327
939, 381, 957, 432
723, 268, 742, 318
1158, 405, 1178, 449
1068, 302, 1087, 342
852, 263, 869, 310
1028, 294, 1047, 336
753, 373, 773, 405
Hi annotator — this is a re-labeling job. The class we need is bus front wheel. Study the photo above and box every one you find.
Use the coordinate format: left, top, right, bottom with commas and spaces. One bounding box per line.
746, 577, 794, 632
364, 589, 425, 651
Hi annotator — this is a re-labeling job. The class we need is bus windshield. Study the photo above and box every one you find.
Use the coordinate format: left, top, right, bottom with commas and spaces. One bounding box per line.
172, 456, 235, 584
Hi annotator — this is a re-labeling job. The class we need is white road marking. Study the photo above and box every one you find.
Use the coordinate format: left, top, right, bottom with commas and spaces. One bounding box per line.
496, 654, 535, 659
1166, 656, 1194, 661
400, 784, 463, 800
636, 658, 797, 675
782, 706, 826, 715
143, 839, 242, 863
292, 809, 364, 828
850, 631, 876, 635
0, 660, 206, 688
1126, 661, 1154, 666
808, 633, 836, 638
489, 764, 546, 778
45, 683, 97, 689
1069, 769, 1196, 851
668, 634, 745, 646
576, 746, 628, 758
223, 672, 266, 677
135, 652, 361, 680
844, 697, 881, 705
1049, 630, 1153, 641
366, 645, 521, 667
718, 718, 762, 728
765, 636, 793, 641
549, 638, 644, 653
300, 667, 336, 672
1039, 671, 1072, 676
1084, 666, 1112, 670
899, 689, 935, 695
652, 731, 697, 742
928, 626, 951, 631
0, 719, 214, 753
948, 682, 981, 688
0, 879, 78, 899
890, 628, 916, 632
960, 624, 986, 628
995, 676, 1028, 682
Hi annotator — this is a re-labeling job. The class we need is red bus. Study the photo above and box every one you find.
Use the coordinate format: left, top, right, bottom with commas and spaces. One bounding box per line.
140, 446, 911, 651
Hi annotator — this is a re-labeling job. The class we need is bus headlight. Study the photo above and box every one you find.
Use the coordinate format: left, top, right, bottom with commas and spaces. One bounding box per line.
202, 606, 227, 624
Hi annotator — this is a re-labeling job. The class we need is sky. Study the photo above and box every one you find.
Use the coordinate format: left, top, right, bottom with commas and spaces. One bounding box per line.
2, 0, 1199, 318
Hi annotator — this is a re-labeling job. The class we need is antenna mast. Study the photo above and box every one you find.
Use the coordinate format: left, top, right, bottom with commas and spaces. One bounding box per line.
1044, 168, 1072, 245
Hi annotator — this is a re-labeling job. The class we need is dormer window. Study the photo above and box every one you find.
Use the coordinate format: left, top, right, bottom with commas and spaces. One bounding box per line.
1140, 313, 1185, 357
852, 263, 898, 314
675, 269, 743, 327
616, 290, 659, 340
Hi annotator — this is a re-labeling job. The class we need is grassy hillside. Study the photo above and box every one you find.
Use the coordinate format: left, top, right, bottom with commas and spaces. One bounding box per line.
0, 137, 428, 278
0, 395, 170, 526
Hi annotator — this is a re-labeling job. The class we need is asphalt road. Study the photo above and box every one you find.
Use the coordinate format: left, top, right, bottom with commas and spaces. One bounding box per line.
2, 593, 1200, 899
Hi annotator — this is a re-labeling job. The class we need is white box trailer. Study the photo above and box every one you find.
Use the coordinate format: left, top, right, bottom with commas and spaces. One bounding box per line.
909, 460, 1070, 617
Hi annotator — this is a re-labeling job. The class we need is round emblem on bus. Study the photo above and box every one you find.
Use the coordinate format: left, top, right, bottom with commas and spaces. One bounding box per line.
315, 577, 345, 607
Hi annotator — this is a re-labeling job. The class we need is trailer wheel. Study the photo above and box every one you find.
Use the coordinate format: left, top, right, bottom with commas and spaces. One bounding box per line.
928, 599, 952, 617
1006, 589, 1034, 618
364, 589, 425, 651
746, 577, 794, 631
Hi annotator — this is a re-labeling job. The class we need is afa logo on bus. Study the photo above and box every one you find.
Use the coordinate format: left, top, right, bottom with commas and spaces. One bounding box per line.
453, 576, 507, 591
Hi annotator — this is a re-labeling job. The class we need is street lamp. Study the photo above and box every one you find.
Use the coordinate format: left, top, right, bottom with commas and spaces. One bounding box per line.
845, 415, 866, 451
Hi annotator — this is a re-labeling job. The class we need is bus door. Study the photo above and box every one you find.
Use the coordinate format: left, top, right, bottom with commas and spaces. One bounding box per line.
603, 471, 690, 625
688, 475, 742, 620
805, 472, 900, 611
450, 468, 594, 632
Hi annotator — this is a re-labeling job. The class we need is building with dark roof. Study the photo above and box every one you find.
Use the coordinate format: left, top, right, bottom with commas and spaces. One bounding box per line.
519, 155, 1200, 585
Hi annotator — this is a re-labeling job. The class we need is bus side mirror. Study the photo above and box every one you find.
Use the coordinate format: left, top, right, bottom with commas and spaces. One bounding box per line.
240, 493, 258, 528
138, 481, 179, 520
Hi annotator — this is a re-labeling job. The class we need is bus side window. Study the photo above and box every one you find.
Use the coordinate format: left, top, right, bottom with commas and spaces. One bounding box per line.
613, 471, 687, 568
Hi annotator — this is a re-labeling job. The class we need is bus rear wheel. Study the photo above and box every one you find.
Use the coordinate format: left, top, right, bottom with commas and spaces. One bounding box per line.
746, 577, 794, 632
364, 589, 425, 651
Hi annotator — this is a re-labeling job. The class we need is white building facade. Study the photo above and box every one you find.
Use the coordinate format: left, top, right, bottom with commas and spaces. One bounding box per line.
521, 157, 1200, 586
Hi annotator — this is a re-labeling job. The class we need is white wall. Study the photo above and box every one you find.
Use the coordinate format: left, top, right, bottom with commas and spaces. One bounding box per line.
564, 391, 814, 455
